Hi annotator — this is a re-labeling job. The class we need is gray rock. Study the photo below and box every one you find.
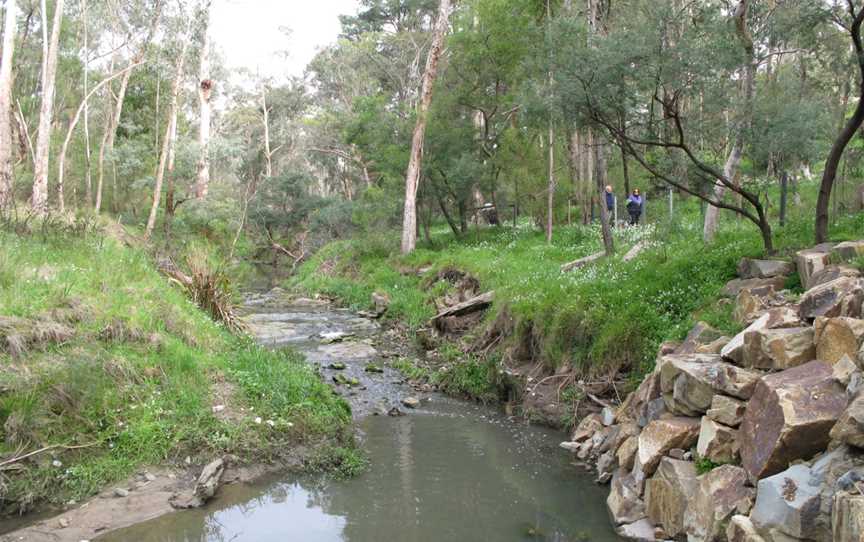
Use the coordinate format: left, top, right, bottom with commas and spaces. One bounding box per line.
833, 490, 864, 542
750, 463, 828, 540
684, 465, 755, 542
601, 406, 617, 426
112, 488, 129, 498
659, 354, 761, 415
615, 518, 658, 542
738, 258, 795, 280
726, 515, 767, 542
721, 307, 802, 365
401, 397, 420, 409
799, 277, 864, 321
797, 244, 836, 290
810, 264, 862, 289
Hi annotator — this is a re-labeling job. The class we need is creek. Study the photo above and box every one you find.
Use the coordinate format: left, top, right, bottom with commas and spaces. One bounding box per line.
100, 291, 618, 542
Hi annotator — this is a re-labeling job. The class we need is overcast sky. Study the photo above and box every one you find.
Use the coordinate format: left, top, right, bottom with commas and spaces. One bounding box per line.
211, 0, 362, 81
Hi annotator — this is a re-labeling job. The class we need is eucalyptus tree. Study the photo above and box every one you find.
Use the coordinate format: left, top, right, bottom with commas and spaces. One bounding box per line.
0, 0, 18, 208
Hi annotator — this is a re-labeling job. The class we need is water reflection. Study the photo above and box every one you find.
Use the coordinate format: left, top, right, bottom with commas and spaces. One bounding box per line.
100, 398, 618, 542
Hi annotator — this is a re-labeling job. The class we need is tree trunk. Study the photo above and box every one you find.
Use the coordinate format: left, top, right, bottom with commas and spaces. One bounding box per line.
779, 171, 788, 227
164, 108, 178, 236
57, 65, 140, 216
815, 7, 864, 243
96, 0, 162, 212
400, 0, 453, 255
0, 0, 18, 209
193, 1, 212, 199
703, 0, 753, 243
78, 0, 90, 214
546, 121, 555, 243
30, 0, 65, 213
145, 22, 192, 239
595, 139, 614, 255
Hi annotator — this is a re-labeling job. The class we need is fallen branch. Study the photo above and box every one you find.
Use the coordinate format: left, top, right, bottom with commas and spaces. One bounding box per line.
0, 441, 100, 470
561, 251, 605, 273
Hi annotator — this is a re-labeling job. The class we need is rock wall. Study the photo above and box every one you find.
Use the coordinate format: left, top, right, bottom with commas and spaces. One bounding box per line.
561, 241, 864, 541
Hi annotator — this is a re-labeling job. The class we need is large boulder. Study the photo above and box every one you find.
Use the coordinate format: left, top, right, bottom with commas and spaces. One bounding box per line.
634, 417, 701, 479
644, 457, 699, 539
607, 471, 646, 526
750, 463, 829, 541
706, 394, 746, 427
797, 244, 835, 290
721, 307, 802, 365
799, 276, 864, 321
617, 435, 639, 471
742, 326, 816, 370
739, 361, 848, 480
810, 264, 862, 289
723, 276, 788, 298
814, 317, 864, 367
659, 354, 761, 415
832, 490, 864, 542
696, 417, 739, 464
738, 258, 796, 280
616, 371, 662, 427
830, 393, 864, 449
615, 519, 659, 542
832, 241, 864, 263
726, 515, 767, 542
684, 465, 755, 542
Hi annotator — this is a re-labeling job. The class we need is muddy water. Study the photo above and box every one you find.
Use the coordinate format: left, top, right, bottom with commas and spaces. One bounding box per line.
100, 292, 618, 542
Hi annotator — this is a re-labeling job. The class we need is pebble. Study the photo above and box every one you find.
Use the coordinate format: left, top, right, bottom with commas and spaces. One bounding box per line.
212, 405, 225, 413
113, 488, 129, 498
254, 417, 262, 424
52, 460, 63, 468
144, 472, 157, 482
58, 518, 70, 528
401, 397, 420, 409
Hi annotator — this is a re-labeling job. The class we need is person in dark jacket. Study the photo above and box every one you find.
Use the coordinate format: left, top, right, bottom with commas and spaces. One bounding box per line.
626, 189, 643, 225
605, 185, 615, 226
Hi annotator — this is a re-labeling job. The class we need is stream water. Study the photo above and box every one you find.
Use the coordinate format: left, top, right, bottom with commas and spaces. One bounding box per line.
100, 291, 619, 542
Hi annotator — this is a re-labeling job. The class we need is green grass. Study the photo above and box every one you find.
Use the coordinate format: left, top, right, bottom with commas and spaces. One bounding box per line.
293, 180, 864, 387
0, 229, 354, 514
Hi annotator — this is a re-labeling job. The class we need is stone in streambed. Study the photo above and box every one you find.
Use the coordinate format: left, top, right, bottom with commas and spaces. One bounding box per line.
401, 397, 420, 409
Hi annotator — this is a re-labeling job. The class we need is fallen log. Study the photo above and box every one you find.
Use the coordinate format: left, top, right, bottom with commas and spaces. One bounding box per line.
431, 291, 494, 323
560, 251, 605, 273
622, 241, 648, 263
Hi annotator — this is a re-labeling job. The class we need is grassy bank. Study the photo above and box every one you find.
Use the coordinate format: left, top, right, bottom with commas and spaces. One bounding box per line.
0, 228, 355, 515
292, 183, 864, 385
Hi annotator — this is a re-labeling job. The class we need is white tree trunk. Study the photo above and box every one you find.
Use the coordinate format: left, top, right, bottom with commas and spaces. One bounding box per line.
57, 64, 142, 214
703, 0, 753, 243
0, 0, 18, 209
145, 23, 191, 238
31, 0, 65, 213
401, 0, 453, 255
546, 121, 555, 243
193, 1, 212, 199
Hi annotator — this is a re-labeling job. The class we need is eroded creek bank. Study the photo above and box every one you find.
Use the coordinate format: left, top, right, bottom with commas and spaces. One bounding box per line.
90, 290, 619, 542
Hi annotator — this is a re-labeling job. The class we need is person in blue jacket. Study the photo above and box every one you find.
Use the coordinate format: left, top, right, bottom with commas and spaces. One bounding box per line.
626, 188, 643, 225
605, 185, 615, 226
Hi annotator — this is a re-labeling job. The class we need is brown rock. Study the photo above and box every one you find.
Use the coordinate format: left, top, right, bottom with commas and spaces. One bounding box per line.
810, 264, 862, 289
696, 417, 739, 464
696, 336, 731, 355
799, 277, 864, 321
645, 457, 699, 538
635, 417, 701, 478
571, 413, 603, 442
706, 394, 746, 427
832, 241, 864, 263
737, 258, 795, 280
726, 515, 767, 542
797, 244, 835, 290
659, 354, 761, 415
607, 471, 646, 526
721, 307, 802, 365
734, 286, 777, 325
723, 276, 788, 298
684, 465, 755, 542
617, 435, 640, 471
832, 490, 864, 542
830, 394, 864, 449
815, 317, 864, 366
739, 361, 848, 480
742, 326, 816, 370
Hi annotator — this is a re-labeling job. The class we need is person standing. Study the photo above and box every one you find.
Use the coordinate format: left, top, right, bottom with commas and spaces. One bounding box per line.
605, 185, 616, 227
626, 188, 643, 225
